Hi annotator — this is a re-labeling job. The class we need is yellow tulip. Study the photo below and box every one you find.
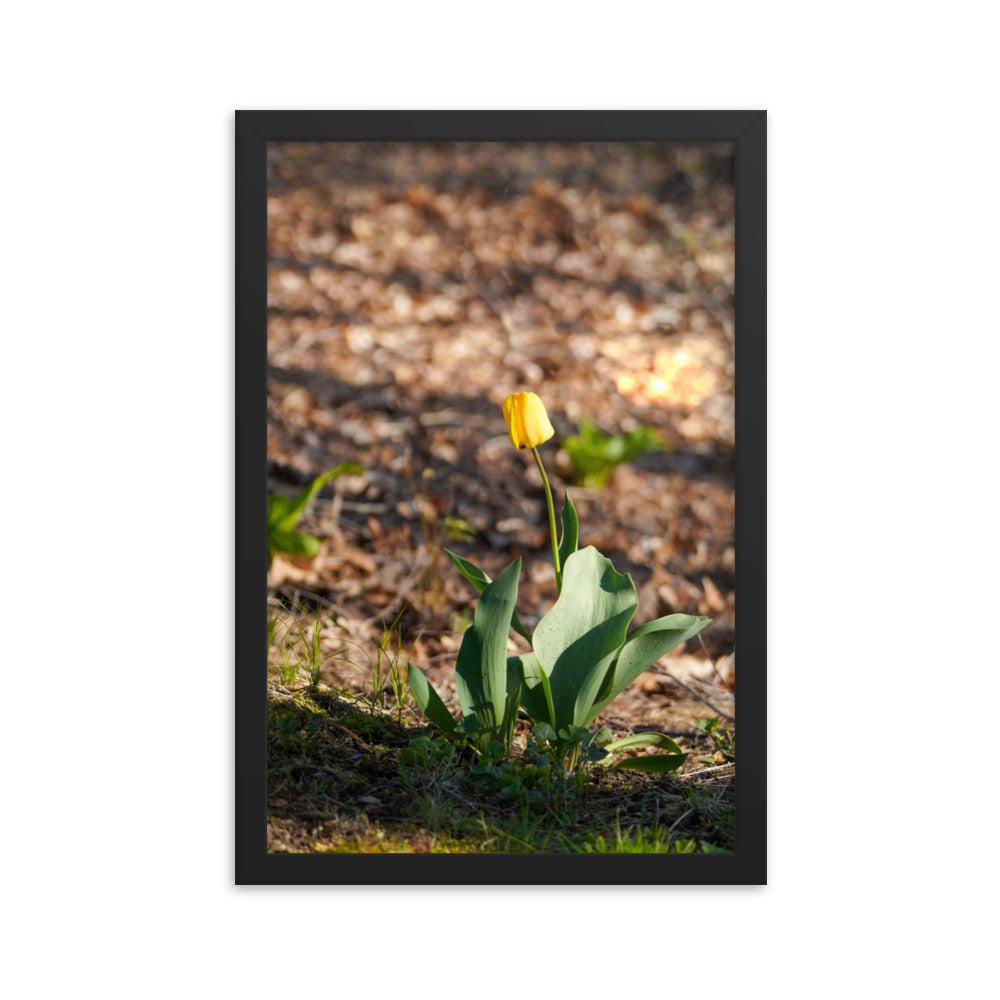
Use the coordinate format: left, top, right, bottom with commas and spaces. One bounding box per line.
502, 391, 555, 450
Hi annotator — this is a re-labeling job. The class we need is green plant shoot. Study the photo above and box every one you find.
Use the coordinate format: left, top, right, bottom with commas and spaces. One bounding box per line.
267, 463, 362, 568
408, 558, 523, 752
562, 418, 670, 488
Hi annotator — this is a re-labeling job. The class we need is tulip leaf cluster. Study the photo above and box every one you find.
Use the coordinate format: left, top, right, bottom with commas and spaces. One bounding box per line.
408, 390, 710, 771
410, 495, 710, 770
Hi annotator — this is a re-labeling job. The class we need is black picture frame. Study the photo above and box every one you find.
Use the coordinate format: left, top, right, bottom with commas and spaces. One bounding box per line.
237, 111, 766, 885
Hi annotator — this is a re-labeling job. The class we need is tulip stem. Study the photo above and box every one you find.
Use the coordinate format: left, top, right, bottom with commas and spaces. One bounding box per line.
532, 446, 562, 592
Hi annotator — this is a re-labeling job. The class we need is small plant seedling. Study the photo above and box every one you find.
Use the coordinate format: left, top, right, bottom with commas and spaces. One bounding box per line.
267, 463, 362, 568
695, 716, 735, 763
443, 515, 476, 543
561, 418, 670, 488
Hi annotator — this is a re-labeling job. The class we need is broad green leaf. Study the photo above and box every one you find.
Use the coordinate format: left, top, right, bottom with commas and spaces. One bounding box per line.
407, 663, 457, 735
557, 492, 579, 574
603, 731, 684, 755
511, 651, 555, 727
455, 558, 521, 731
561, 725, 592, 744
270, 464, 363, 532
572, 645, 625, 728
609, 752, 687, 773
583, 613, 711, 725
591, 726, 613, 747
444, 549, 531, 641
532, 722, 557, 743
532, 547, 637, 729
268, 526, 321, 558
266, 494, 294, 526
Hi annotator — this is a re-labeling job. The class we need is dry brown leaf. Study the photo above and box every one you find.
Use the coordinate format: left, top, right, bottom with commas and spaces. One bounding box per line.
701, 575, 726, 613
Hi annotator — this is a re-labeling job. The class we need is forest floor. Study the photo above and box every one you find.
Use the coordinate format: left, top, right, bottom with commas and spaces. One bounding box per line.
264, 140, 737, 854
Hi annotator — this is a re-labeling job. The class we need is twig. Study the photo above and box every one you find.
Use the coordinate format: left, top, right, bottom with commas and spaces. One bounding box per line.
682, 762, 735, 779
697, 633, 728, 687
668, 807, 695, 835
271, 585, 358, 622
330, 721, 373, 752
712, 779, 733, 803
662, 670, 735, 722
363, 547, 430, 627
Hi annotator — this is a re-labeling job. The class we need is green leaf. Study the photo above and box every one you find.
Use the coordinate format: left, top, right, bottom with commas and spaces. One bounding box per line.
266, 494, 294, 525
503, 682, 521, 751
531, 722, 557, 743
269, 464, 363, 532
454, 558, 521, 731
700, 842, 732, 854
603, 731, 684, 755
557, 492, 579, 572
268, 526, 321, 559
561, 725, 592, 745
584, 613, 712, 725
502, 657, 522, 750
444, 549, 531, 641
267, 465, 363, 567
531, 547, 637, 729
591, 726, 613, 747
407, 663, 457, 735
511, 652, 555, 727
443, 516, 476, 542
561, 420, 669, 488
609, 752, 687, 773
444, 547, 490, 589
458, 716, 483, 736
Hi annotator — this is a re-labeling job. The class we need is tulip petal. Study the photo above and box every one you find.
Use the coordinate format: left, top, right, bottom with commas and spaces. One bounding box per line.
501, 391, 554, 450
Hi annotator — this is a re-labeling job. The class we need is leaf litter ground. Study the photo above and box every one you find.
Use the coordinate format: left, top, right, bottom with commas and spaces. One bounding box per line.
265, 141, 736, 854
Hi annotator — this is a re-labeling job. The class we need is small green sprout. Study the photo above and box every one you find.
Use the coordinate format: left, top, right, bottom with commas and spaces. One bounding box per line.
562, 418, 670, 488
267, 463, 362, 568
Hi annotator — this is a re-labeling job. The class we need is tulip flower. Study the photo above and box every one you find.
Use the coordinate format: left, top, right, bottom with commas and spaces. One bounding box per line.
502, 391, 562, 591
410, 388, 712, 771
502, 391, 555, 450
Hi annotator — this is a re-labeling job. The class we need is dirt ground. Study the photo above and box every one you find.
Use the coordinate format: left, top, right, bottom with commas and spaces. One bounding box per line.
264, 141, 736, 850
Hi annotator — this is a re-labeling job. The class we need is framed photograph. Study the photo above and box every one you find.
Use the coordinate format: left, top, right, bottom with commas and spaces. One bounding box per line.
237, 111, 765, 884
